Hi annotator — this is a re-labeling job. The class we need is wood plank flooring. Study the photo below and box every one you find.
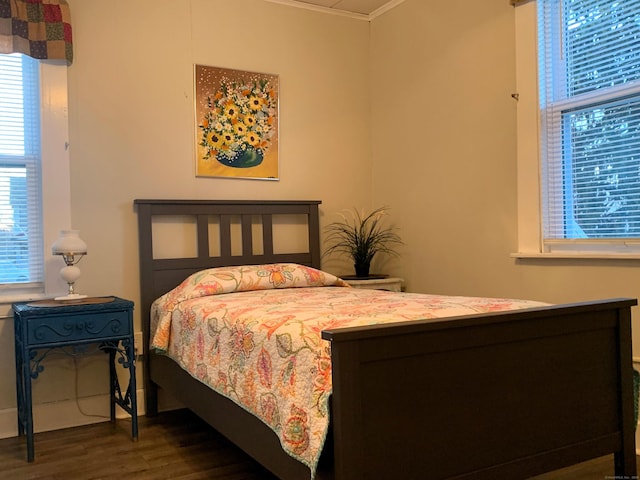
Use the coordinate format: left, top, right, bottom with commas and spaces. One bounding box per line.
0, 409, 277, 480
0, 408, 637, 479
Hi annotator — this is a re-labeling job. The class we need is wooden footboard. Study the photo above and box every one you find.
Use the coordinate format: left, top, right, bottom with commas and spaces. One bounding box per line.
323, 298, 637, 480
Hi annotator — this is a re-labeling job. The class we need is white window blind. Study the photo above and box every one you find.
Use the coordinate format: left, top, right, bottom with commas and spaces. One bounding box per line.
539, 0, 640, 252
0, 54, 43, 286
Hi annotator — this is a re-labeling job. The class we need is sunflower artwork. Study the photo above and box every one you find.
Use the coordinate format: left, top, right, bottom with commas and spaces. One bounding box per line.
194, 65, 279, 179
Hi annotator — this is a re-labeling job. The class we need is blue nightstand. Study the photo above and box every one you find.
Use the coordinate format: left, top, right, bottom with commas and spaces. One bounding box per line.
12, 296, 138, 462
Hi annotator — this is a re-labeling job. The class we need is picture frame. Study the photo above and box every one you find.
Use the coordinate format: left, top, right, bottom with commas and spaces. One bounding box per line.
194, 65, 279, 180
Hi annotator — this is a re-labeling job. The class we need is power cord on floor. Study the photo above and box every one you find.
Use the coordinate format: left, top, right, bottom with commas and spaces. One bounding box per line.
73, 355, 109, 420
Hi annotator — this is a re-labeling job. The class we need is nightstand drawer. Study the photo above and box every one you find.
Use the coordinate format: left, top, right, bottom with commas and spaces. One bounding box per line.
27, 310, 131, 345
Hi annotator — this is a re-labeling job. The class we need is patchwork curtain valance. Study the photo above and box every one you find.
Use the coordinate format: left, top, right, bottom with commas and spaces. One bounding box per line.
0, 0, 72, 65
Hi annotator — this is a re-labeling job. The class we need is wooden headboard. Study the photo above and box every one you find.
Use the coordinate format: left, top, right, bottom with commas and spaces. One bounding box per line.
134, 199, 322, 354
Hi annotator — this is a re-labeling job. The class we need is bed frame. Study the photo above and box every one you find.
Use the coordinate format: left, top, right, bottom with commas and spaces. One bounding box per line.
134, 199, 638, 480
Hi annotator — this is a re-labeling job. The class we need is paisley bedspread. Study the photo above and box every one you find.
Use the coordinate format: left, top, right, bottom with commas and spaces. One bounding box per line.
150, 264, 547, 478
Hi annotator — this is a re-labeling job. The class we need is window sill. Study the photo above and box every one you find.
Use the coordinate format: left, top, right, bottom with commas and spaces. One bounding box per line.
512, 252, 640, 260
0, 293, 49, 317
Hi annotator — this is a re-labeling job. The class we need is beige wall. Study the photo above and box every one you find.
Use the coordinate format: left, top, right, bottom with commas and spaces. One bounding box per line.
371, 0, 640, 321
0, 0, 372, 433
67, 0, 372, 314
370, 1, 523, 297
2, 0, 640, 436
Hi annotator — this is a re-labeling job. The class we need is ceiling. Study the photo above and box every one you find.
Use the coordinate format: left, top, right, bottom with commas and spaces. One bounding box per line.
264, 0, 405, 19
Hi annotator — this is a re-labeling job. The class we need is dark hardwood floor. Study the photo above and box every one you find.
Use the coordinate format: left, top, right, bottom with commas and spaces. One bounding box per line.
0, 409, 637, 479
0, 409, 277, 480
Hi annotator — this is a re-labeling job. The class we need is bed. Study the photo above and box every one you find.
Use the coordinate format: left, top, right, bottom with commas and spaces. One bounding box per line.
134, 199, 638, 480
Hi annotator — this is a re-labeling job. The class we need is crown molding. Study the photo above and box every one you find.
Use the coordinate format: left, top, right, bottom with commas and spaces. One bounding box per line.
263, 0, 406, 21
370, 0, 406, 20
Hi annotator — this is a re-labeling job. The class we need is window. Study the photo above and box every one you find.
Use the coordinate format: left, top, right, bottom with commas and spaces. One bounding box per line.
0, 54, 44, 288
538, 0, 640, 254
0, 55, 70, 307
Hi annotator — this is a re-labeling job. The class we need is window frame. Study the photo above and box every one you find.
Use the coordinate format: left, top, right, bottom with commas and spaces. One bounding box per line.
0, 58, 72, 313
514, 0, 640, 259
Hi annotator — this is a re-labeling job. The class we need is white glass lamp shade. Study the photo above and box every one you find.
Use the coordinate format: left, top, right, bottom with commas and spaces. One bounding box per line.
51, 230, 87, 255
52, 230, 88, 300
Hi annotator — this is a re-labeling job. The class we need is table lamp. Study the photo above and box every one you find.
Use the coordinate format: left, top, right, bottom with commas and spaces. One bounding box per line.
51, 230, 88, 300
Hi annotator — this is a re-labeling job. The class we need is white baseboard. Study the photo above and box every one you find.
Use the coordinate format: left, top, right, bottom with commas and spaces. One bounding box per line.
0, 388, 145, 440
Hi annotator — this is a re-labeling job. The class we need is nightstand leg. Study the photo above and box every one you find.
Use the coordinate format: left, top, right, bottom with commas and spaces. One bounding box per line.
14, 345, 24, 437
108, 349, 116, 423
14, 318, 25, 438
23, 351, 35, 462
124, 338, 138, 440
107, 339, 138, 440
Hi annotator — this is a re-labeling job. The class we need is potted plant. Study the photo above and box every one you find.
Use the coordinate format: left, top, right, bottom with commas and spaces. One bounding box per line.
324, 206, 403, 278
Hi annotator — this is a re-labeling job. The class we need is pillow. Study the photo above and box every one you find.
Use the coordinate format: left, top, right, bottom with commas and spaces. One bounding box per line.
157, 263, 348, 309
150, 263, 348, 352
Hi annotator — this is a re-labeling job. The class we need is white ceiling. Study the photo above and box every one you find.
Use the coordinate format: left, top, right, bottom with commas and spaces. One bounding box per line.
264, 0, 406, 20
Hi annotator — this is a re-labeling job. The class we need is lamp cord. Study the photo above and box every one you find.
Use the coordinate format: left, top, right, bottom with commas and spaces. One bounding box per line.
73, 356, 109, 420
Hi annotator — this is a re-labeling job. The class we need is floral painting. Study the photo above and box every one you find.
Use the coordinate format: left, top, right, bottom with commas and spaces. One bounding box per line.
194, 65, 279, 179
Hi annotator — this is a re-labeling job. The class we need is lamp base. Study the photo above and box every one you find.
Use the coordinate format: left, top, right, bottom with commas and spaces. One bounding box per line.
54, 293, 88, 301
